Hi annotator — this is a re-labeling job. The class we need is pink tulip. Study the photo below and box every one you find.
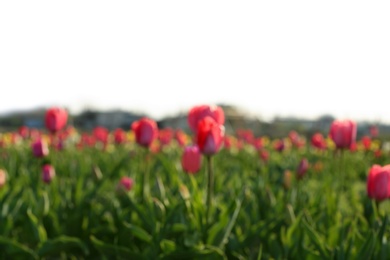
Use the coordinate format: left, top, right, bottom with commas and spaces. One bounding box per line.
188, 105, 224, 133
32, 138, 49, 158
196, 116, 224, 155
367, 165, 390, 202
329, 119, 357, 149
42, 164, 55, 184
118, 176, 134, 192
45, 107, 68, 133
181, 145, 202, 174
131, 118, 158, 148
0, 169, 6, 188
297, 158, 309, 180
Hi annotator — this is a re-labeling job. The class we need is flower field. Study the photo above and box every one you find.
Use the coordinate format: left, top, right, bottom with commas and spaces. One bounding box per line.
0, 106, 389, 259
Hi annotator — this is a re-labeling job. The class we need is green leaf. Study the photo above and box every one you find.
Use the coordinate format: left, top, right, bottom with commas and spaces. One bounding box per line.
0, 236, 38, 259
37, 236, 89, 257
217, 198, 242, 249
27, 208, 47, 243
123, 222, 153, 243
90, 235, 145, 259
160, 239, 176, 253
302, 220, 330, 259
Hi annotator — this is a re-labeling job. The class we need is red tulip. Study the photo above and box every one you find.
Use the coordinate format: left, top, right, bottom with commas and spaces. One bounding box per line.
362, 136, 371, 150
0, 169, 6, 188
297, 158, 309, 179
45, 107, 68, 133
181, 145, 202, 174
113, 128, 126, 145
117, 176, 134, 192
159, 128, 174, 146
367, 165, 390, 202
93, 127, 109, 144
252, 137, 264, 150
18, 126, 29, 139
237, 129, 254, 144
259, 149, 269, 162
32, 138, 49, 158
311, 133, 327, 150
42, 164, 55, 184
131, 118, 158, 148
196, 116, 224, 155
274, 139, 285, 152
329, 119, 357, 149
188, 105, 224, 133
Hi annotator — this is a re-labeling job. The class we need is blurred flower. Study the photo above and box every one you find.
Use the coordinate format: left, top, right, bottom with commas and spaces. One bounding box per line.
0, 169, 6, 188
188, 105, 224, 133
32, 138, 49, 158
259, 149, 269, 163
93, 127, 109, 144
42, 164, 55, 184
175, 129, 187, 147
159, 128, 174, 146
297, 158, 309, 180
252, 137, 264, 150
283, 170, 292, 190
18, 126, 29, 139
117, 176, 134, 192
45, 107, 68, 133
311, 133, 327, 150
196, 116, 224, 155
367, 164, 390, 202
274, 139, 285, 152
131, 117, 158, 148
113, 128, 126, 145
370, 125, 379, 138
361, 136, 371, 150
181, 145, 202, 174
329, 119, 357, 149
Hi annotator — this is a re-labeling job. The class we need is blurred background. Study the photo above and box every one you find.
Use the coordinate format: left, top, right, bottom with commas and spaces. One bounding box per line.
1, 1, 389, 137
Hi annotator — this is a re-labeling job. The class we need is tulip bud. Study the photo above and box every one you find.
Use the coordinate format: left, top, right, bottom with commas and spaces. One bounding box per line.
297, 158, 309, 180
42, 164, 55, 184
32, 138, 49, 158
181, 145, 202, 174
117, 176, 134, 192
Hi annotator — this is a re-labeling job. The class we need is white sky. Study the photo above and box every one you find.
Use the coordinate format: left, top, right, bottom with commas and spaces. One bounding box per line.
1, 1, 390, 123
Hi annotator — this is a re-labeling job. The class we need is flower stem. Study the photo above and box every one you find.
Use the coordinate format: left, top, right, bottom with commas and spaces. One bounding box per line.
206, 155, 214, 227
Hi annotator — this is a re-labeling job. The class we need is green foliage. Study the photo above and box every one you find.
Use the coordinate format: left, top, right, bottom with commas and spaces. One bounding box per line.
0, 143, 390, 259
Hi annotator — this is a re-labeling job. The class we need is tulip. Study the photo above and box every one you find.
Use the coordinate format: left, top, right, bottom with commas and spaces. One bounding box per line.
297, 158, 309, 180
367, 165, 390, 202
117, 176, 134, 192
196, 116, 224, 155
113, 128, 126, 145
45, 107, 68, 133
131, 117, 158, 148
175, 129, 187, 147
159, 128, 174, 146
274, 139, 285, 152
311, 133, 327, 150
188, 105, 224, 133
32, 138, 49, 158
181, 145, 202, 174
0, 169, 6, 188
362, 136, 371, 150
329, 119, 357, 149
42, 164, 55, 184
259, 149, 269, 163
